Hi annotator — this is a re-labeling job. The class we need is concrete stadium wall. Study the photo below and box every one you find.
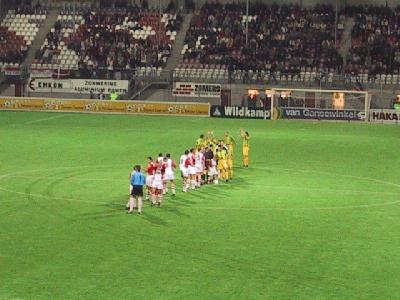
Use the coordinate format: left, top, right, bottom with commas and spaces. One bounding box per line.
0, 85, 396, 110
142, 85, 398, 109
144, 89, 221, 105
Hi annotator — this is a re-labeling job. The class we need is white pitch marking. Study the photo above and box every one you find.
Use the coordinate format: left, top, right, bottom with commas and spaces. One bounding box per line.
0, 165, 399, 210
0, 185, 110, 205
184, 199, 400, 211
251, 165, 400, 189
3, 175, 400, 196
6, 175, 127, 183
15, 114, 68, 126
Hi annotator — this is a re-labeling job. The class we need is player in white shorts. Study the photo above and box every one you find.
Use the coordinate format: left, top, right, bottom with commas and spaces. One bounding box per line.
179, 150, 188, 176
184, 154, 194, 192
180, 150, 189, 192
195, 148, 204, 187
164, 153, 176, 196
208, 158, 218, 184
151, 168, 164, 206
188, 148, 197, 189
145, 157, 155, 200
157, 153, 164, 164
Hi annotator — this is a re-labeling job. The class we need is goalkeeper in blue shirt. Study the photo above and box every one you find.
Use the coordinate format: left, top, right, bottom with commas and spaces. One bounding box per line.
128, 165, 146, 215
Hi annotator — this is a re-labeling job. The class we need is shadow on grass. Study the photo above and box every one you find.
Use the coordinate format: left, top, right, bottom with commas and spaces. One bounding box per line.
140, 209, 168, 226
162, 205, 191, 218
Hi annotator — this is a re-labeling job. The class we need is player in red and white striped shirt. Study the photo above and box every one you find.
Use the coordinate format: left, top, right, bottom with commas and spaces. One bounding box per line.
164, 153, 176, 196
188, 148, 197, 190
195, 148, 205, 187
180, 150, 189, 192
145, 157, 156, 200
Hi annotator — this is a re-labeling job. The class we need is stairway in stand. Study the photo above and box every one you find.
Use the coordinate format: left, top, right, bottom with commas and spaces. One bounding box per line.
164, 13, 193, 73
23, 8, 59, 66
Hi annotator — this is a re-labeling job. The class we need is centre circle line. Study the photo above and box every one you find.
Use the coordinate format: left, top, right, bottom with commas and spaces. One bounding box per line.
0, 165, 399, 210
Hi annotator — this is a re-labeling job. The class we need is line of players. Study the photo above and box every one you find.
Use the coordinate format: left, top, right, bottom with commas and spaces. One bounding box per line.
179, 141, 234, 193
145, 131, 234, 198
144, 153, 177, 207
128, 131, 238, 213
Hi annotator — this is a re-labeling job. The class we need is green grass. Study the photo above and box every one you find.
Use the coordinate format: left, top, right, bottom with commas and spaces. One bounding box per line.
0, 111, 400, 300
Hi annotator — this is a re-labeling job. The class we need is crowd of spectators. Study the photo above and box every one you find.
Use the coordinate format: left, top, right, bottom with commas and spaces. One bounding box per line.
345, 5, 400, 78
34, 3, 182, 78
0, 5, 46, 65
183, 2, 343, 77
6, 1, 400, 84
14, 3, 48, 15
0, 29, 28, 64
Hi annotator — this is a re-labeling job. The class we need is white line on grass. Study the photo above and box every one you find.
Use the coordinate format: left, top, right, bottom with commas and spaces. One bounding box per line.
187, 199, 400, 211
254, 166, 400, 189
0, 165, 399, 210
0, 185, 110, 205
14, 114, 68, 126
1, 183, 399, 211
3, 175, 400, 196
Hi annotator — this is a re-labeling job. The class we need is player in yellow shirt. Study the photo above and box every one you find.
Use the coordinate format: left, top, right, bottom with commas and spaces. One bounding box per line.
224, 132, 236, 179
196, 134, 205, 148
215, 144, 228, 181
205, 131, 216, 152
226, 143, 234, 180
240, 129, 250, 167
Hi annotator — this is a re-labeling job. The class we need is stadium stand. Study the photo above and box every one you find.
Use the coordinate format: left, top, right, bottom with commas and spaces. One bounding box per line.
0, 6, 47, 68
32, 5, 182, 79
345, 5, 400, 85
176, 3, 344, 84
1, 1, 400, 89
32, 11, 83, 72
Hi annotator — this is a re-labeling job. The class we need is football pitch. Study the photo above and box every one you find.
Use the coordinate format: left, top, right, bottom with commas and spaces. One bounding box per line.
1, 111, 400, 300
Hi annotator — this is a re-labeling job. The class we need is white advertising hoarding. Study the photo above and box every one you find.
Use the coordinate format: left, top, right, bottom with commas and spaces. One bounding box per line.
28, 78, 129, 95
172, 82, 221, 98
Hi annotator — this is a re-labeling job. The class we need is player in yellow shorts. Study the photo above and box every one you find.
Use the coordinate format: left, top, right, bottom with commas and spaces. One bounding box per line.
226, 144, 234, 180
240, 129, 250, 167
224, 132, 236, 157
224, 132, 236, 179
216, 144, 228, 181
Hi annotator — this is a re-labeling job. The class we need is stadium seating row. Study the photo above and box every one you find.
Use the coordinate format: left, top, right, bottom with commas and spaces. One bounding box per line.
1, 3, 400, 86
0, 9, 46, 63
183, 3, 343, 75
346, 6, 400, 77
173, 67, 336, 83
30, 8, 181, 76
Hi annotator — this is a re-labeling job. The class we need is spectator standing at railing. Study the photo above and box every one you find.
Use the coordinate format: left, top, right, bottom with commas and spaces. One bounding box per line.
110, 91, 118, 101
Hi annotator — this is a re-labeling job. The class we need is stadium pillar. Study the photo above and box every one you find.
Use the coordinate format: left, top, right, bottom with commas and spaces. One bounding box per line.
157, 0, 161, 50
73, 0, 76, 34
334, 0, 338, 47
245, 0, 249, 47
